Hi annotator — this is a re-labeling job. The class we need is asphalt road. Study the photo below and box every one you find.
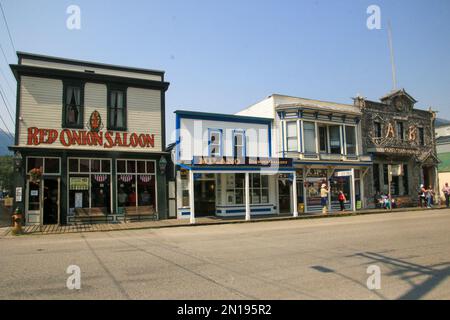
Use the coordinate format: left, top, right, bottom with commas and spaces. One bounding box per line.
0, 209, 449, 300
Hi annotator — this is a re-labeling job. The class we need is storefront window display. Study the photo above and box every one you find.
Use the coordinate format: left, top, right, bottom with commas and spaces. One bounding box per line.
117, 159, 156, 212
68, 158, 111, 214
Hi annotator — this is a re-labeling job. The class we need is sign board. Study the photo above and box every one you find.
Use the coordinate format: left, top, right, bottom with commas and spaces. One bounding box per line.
335, 170, 352, 177
192, 156, 293, 168
70, 177, 89, 190
389, 164, 403, 176
15, 187, 22, 202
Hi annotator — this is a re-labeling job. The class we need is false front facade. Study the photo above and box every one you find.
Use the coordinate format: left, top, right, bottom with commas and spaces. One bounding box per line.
10, 52, 170, 225
174, 110, 295, 222
237, 94, 373, 213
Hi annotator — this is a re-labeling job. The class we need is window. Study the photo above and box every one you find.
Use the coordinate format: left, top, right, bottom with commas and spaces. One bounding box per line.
27, 157, 60, 175
286, 121, 298, 152
329, 125, 341, 154
318, 125, 328, 153
373, 163, 380, 193
303, 122, 317, 153
225, 173, 244, 205
419, 127, 425, 145
108, 88, 126, 130
345, 126, 357, 155
233, 131, 245, 158
250, 173, 269, 204
68, 158, 111, 214
397, 122, 404, 140
403, 164, 409, 195
374, 122, 382, 138
209, 129, 222, 157
63, 83, 84, 128
117, 160, 156, 211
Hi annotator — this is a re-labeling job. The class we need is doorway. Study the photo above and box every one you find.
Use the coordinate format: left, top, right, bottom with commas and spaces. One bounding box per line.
43, 179, 59, 225
194, 179, 216, 217
278, 178, 291, 213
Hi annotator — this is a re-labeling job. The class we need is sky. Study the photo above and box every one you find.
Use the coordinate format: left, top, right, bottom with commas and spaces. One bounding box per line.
0, 0, 449, 144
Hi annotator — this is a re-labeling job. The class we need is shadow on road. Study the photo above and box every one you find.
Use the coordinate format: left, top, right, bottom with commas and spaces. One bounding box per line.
354, 252, 450, 299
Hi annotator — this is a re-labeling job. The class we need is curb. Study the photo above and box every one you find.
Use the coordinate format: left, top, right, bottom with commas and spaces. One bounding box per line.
1, 206, 449, 238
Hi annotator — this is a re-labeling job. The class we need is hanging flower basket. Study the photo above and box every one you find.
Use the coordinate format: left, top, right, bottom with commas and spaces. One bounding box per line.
29, 167, 43, 183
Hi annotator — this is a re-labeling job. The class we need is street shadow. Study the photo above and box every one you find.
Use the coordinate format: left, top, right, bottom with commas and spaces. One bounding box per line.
352, 251, 450, 299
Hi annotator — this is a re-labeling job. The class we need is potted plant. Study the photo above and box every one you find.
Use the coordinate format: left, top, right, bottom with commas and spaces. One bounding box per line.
29, 167, 43, 183
11, 207, 23, 235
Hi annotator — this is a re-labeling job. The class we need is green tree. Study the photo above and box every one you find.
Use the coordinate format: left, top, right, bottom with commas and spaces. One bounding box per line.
0, 156, 14, 195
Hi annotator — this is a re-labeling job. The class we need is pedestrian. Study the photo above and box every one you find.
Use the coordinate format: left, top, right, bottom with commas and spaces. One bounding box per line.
426, 185, 434, 208
442, 183, 450, 208
338, 190, 346, 211
419, 184, 426, 208
320, 183, 329, 214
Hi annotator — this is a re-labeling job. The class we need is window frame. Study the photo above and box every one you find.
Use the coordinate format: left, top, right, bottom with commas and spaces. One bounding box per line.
107, 85, 127, 131
62, 80, 85, 129
116, 159, 158, 211
285, 121, 298, 152
232, 130, 246, 158
208, 129, 223, 157
26, 156, 61, 176
396, 121, 405, 141
67, 157, 112, 213
374, 121, 382, 138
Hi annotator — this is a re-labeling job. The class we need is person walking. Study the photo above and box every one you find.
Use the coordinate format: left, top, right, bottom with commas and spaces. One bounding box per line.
426, 185, 434, 208
442, 183, 450, 208
320, 183, 329, 214
338, 190, 346, 211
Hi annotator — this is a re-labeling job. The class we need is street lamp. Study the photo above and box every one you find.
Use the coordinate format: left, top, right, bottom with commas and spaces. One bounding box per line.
159, 156, 167, 174
14, 151, 23, 172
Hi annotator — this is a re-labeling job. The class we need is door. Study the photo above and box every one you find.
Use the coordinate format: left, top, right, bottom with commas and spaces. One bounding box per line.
278, 179, 291, 213
26, 180, 41, 225
194, 180, 216, 217
42, 179, 60, 225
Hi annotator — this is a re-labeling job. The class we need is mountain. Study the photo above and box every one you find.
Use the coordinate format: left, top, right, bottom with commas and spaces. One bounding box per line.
0, 130, 13, 155
436, 118, 450, 127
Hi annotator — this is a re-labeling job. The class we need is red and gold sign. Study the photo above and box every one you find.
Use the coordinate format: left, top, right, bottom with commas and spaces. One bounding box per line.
27, 127, 155, 149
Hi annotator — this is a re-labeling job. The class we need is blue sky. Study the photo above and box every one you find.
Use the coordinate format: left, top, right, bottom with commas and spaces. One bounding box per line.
0, 0, 449, 143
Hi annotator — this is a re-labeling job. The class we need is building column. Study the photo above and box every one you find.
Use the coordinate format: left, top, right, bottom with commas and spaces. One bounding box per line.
245, 172, 250, 221
351, 168, 356, 212
292, 171, 298, 217
189, 170, 195, 224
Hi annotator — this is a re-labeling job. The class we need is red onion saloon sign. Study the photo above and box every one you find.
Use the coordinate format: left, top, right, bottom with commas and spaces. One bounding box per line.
27, 127, 155, 149
26, 110, 155, 149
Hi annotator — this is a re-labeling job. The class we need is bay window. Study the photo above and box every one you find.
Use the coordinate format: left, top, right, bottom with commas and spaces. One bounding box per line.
303, 122, 317, 153
329, 125, 341, 154
345, 126, 357, 155
286, 121, 298, 152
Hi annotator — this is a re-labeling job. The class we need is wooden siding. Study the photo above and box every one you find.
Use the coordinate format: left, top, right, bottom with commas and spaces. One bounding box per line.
18, 76, 162, 152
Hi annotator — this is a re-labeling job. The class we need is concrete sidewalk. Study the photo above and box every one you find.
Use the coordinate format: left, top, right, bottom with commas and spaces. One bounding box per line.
1, 206, 448, 237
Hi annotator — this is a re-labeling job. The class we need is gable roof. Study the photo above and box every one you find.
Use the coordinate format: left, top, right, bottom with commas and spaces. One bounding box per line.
380, 88, 417, 104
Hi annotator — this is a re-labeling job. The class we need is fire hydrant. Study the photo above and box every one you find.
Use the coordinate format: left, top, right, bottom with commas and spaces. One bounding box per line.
11, 208, 23, 235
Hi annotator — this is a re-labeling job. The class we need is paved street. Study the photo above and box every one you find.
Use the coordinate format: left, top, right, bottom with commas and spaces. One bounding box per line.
0, 209, 449, 300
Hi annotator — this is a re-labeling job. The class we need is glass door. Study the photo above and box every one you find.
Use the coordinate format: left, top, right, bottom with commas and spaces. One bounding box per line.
26, 180, 41, 225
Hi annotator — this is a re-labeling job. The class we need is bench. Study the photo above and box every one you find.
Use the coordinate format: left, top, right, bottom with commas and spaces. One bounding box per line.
124, 205, 157, 222
74, 207, 108, 224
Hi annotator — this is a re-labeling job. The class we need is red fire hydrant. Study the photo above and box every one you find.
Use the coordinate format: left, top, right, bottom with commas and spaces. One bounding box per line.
11, 208, 23, 235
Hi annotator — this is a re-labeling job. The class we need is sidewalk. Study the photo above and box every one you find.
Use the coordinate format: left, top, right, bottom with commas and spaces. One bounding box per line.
1, 206, 448, 237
